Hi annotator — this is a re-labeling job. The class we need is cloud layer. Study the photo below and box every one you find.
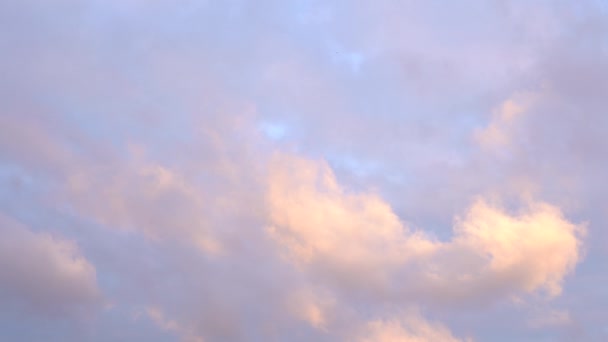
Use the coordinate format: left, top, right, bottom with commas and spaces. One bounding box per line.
1, 0, 606, 341
268, 155, 585, 304
0, 214, 100, 316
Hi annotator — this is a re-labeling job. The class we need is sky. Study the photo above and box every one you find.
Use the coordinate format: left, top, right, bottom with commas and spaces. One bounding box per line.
1, 0, 607, 341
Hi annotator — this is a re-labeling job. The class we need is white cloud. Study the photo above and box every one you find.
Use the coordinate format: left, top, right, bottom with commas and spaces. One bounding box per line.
454, 199, 585, 297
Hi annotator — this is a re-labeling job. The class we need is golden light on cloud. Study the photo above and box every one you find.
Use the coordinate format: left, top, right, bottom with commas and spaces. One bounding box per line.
1, 0, 605, 340
267, 154, 586, 301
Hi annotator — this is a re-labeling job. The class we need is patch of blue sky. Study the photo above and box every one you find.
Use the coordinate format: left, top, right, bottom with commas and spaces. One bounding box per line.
335, 51, 365, 74
0, 163, 46, 197
291, 0, 333, 26
0, 312, 76, 342
0, 174, 57, 235
326, 154, 379, 178
326, 41, 366, 74
326, 153, 410, 186
258, 120, 289, 141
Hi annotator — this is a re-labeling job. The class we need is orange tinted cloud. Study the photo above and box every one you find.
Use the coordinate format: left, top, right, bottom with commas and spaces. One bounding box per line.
267, 154, 585, 303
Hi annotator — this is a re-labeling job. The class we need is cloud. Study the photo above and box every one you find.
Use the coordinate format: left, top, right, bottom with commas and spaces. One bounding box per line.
286, 288, 336, 331
358, 314, 467, 342
267, 154, 586, 303
527, 309, 573, 329
0, 0, 605, 340
474, 94, 531, 150
64, 154, 223, 254
0, 213, 100, 316
267, 153, 437, 291
143, 307, 204, 342
453, 199, 585, 297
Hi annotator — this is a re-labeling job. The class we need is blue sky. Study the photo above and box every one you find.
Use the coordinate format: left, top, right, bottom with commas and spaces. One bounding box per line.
1, 1, 607, 341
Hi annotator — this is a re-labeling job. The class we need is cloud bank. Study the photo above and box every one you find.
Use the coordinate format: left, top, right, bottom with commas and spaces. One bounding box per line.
0, 0, 606, 341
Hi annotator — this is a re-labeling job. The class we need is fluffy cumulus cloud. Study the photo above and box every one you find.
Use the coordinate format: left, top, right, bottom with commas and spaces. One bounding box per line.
0, 0, 607, 341
267, 155, 585, 304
